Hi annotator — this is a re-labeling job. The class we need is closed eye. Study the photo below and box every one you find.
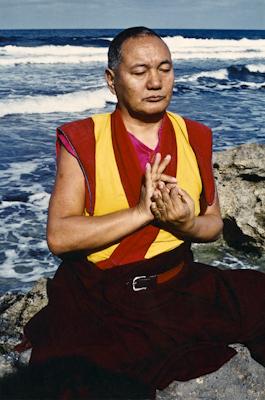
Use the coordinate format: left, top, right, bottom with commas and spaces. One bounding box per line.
160, 67, 171, 72
159, 65, 172, 73
159, 61, 172, 73
132, 70, 147, 76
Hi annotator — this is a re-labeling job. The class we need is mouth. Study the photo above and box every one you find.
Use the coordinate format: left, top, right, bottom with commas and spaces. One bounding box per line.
144, 96, 165, 102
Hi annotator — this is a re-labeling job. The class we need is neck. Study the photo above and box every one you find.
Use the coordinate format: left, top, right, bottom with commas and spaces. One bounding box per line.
117, 106, 164, 148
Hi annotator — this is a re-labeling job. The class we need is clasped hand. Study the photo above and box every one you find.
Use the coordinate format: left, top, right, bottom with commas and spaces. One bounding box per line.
138, 153, 195, 232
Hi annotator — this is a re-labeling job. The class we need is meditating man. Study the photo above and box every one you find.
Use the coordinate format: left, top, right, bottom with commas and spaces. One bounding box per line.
20, 27, 265, 399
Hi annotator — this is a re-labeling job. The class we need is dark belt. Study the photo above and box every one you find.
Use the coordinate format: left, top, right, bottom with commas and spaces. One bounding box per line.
126, 262, 185, 292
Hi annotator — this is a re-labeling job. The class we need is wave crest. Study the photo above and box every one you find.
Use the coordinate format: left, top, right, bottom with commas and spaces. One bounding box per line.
0, 88, 116, 117
1, 36, 265, 66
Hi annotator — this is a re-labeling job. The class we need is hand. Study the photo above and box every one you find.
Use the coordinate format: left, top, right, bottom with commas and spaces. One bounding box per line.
136, 153, 177, 222
136, 162, 154, 221
151, 181, 196, 233
150, 153, 177, 195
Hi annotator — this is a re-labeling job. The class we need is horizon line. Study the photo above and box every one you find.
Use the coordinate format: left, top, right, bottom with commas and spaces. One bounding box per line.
1, 27, 265, 31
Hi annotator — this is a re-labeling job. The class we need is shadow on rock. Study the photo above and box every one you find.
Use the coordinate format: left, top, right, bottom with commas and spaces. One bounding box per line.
0, 356, 153, 399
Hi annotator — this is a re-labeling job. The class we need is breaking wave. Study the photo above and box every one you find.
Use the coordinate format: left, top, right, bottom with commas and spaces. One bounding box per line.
0, 45, 108, 66
0, 88, 116, 117
1, 36, 265, 66
176, 63, 265, 90
164, 36, 265, 60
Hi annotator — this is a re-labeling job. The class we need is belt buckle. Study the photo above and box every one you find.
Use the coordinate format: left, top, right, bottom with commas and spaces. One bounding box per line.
132, 275, 148, 292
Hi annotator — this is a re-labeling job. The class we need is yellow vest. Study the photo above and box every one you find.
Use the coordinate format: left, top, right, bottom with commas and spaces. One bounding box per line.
85, 112, 202, 264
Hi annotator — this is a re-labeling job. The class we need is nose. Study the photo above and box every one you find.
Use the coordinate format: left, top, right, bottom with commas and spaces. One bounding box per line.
146, 69, 162, 90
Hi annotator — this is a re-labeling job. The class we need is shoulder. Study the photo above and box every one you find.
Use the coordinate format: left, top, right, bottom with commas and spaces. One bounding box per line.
183, 117, 212, 136
167, 113, 215, 206
58, 113, 112, 136
167, 111, 212, 135
58, 116, 95, 134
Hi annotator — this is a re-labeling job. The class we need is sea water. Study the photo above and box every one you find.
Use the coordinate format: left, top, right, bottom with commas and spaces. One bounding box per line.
0, 29, 264, 294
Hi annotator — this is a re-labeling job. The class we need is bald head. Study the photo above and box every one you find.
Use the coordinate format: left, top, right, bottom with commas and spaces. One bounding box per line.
108, 26, 164, 71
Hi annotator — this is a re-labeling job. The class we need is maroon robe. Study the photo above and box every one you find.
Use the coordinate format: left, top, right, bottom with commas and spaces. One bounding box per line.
16, 110, 265, 399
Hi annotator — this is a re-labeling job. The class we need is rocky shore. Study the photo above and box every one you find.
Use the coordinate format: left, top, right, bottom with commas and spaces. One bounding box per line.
213, 143, 265, 254
0, 143, 264, 399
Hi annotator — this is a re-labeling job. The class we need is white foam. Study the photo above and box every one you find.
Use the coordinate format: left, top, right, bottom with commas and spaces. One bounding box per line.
0, 45, 107, 66
212, 252, 260, 270
0, 161, 37, 181
246, 63, 265, 73
175, 67, 265, 90
0, 88, 116, 117
28, 192, 50, 209
206, 81, 265, 91
1, 37, 265, 66
239, 81, 265, 89
2, 44, 106, 56
0, 247, 56, 282
163, 36, 265, 60
177, 68, 229, 82
0, 250, 20, 279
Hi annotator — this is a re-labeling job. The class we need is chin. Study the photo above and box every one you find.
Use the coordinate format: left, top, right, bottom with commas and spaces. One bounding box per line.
127, 100, 170, 121
134, 109, 166, 123
143, 104, 168, 116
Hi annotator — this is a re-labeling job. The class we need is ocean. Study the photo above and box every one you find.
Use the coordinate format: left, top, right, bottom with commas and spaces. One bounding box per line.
0, 28, 264, 294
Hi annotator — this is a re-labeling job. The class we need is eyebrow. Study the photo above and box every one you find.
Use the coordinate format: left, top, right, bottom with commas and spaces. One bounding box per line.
159, 60, 172, 66
130, 59, 172, 69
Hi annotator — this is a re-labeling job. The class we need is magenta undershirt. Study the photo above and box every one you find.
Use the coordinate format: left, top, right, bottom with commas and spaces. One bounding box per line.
59, 125, 162, 172
128, 129, 161, 171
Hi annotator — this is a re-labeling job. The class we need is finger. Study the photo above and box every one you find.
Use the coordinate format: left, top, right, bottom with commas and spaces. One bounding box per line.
157, 154, 171, 175
160, 173, 177, 183
154, 190, 167, 211
170, 186, 183, 203
150, 153, 161, 176
166, 183, 178, 191
150, 202, 161, 219
153, 187, 162, 198
159, 182, 172, 205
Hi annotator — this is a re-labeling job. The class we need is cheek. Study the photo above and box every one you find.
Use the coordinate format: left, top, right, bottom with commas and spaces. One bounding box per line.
126, 83, 145, 100
165, 79, 174, 95
164, 70, 174, 85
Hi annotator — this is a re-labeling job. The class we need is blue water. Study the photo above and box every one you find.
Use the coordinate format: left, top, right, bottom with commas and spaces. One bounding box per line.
0, 29, 264, 294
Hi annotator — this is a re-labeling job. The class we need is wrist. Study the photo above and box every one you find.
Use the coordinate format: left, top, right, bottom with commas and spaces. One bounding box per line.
134, 204, 154, 225
172, 215, 197, 235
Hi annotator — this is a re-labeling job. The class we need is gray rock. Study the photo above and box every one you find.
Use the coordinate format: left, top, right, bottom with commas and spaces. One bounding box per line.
158, 345, 265, 400
213, 143, 265, 253
0, 278, 48, 353
0, 355, 15, 379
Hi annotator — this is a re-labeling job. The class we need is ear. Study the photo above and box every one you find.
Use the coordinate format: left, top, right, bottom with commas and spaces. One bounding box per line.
105, 68, 116, 95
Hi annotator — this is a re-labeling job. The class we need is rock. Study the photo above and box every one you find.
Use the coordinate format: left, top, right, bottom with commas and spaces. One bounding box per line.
157, 345, 265, 400
213, 143, 265, 253
0, 278, 48, 353
0, 355, 15, 379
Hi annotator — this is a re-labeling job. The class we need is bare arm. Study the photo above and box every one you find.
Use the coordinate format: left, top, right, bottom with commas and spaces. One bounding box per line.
47, 149, 175, 255
151, 182, 223, 243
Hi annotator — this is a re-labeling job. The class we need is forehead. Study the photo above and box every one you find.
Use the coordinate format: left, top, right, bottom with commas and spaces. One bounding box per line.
120, 35, 172, 67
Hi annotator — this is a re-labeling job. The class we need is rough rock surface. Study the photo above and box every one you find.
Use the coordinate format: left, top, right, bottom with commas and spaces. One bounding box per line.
213, 143, 265, 254
157, 345, 265, 400
0, 278, 48, 355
